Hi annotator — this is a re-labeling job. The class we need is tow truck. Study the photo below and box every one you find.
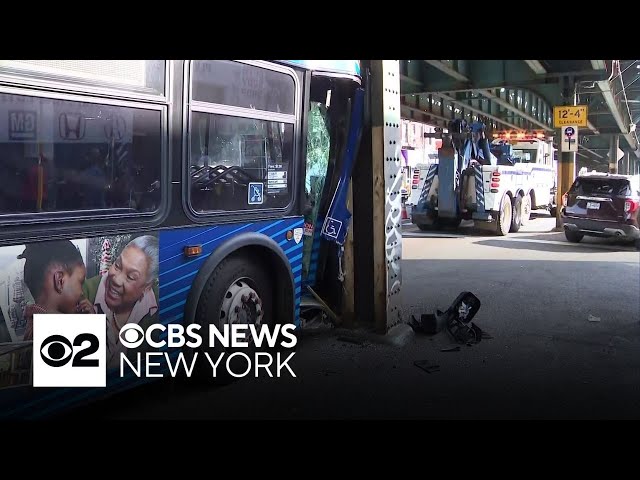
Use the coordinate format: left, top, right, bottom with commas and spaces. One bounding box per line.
411, 119, 556, 235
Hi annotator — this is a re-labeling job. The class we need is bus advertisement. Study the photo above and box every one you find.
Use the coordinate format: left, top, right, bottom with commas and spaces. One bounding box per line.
0, 60, 363, 418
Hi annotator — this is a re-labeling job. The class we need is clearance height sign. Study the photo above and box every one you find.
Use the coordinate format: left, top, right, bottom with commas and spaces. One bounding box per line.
553, 105, 588, 128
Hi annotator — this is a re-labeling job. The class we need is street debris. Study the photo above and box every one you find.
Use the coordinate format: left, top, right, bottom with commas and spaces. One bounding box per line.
413, 360, 440, 374
588, 314, 601, 322
409, 291, 490, 345
440, 346, 461, 352
409, 313, 440, 335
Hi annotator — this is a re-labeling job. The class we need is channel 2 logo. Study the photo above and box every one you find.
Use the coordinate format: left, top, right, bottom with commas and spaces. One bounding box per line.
33, 314, 106, 387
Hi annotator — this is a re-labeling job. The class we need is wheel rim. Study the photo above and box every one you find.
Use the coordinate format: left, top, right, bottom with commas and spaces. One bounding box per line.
219, 277, 264, 345
501, 201, 511, 233
500, 201, 511, 228
521, 195, 531, 224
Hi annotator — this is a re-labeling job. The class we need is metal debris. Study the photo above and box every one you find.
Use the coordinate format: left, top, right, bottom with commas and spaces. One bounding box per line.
413, 360, 440, 374
440, 346, 461, 352
409, 292, 488, 345
588, 314, 601, 322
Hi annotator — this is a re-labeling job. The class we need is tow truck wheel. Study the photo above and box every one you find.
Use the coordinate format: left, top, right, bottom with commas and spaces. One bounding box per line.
564, 230, 584, 243
496, 195, 512, 236
520, 193, 532, 226
510, 196, 522, 233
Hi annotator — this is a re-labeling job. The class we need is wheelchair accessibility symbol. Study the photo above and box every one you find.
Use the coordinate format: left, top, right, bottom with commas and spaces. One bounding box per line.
248, 182, 264, 205
322, 217, 342, 240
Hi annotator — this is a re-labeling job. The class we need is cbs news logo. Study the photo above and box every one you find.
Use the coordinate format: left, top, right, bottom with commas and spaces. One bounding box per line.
33, 314, 106, 387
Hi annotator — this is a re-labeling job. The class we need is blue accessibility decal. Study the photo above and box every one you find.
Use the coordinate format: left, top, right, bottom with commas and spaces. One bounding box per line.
248, 182, 264, 205
322, 217, 342, 240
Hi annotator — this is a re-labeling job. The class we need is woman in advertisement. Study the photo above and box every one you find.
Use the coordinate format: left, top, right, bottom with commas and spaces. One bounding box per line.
80, 235, 159, 367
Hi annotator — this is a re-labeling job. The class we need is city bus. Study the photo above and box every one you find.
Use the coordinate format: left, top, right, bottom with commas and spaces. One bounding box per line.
0, 60, 363, 418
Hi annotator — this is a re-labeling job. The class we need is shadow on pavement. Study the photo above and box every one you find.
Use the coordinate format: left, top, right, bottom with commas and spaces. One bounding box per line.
473, 238, 634, 253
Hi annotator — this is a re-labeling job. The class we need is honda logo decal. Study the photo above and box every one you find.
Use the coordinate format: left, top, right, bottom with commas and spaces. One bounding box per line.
104, 115, 126, 140
59, 113, 86, 140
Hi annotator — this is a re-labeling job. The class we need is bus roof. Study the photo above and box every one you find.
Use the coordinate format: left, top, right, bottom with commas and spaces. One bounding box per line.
277, 60, 361, 77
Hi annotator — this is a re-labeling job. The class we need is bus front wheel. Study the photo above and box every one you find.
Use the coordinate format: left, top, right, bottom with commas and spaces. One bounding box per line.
192, 253, 273, 383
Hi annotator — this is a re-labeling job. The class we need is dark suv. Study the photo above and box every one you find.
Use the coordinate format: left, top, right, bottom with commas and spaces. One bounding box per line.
561, 173, 640, 248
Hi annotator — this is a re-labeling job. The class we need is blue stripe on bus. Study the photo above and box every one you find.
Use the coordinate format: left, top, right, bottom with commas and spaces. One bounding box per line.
284, 244, 301, 255
258, 219, 285, 233
160, 284, 192, 302
162, 269, 199, 289
161, 226, 219, 251
160, 300, 187, 315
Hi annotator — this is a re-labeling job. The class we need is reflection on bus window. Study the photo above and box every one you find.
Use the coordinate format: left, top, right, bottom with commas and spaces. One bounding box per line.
192, 60, 294, 114
0, 60, 165, 96
0, 93, 162, 217
189, 112, 293, 212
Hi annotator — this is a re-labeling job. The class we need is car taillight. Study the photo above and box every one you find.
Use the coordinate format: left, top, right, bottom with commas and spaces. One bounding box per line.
625, 199, 639, 213
562, 194, 568, 207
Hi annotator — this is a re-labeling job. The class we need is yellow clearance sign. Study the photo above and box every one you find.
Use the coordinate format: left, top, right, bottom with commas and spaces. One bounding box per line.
554, 105, 588, 128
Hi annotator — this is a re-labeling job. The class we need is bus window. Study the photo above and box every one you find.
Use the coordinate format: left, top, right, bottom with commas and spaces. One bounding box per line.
0, 93, 163, 218
302, 101, 330, 281
192, 60, 294, 115
189, 113, 294, 212
0, 60, 165, 97
188, 60, 298, 214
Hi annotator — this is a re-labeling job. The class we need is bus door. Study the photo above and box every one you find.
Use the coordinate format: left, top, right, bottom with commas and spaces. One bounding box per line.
300, 74, 364, 321
301, 80, 333, 289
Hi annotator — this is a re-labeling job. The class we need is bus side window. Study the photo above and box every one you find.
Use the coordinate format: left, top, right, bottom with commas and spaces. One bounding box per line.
0, 92, 163, 218
188, 60, 297, 214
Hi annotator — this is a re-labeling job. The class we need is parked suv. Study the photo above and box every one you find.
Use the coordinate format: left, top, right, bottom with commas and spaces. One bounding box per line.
561, 172, 640, 249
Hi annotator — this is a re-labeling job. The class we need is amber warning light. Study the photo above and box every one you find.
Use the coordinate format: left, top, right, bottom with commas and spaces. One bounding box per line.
493, 130, 548, 141
184, 245, 203, 257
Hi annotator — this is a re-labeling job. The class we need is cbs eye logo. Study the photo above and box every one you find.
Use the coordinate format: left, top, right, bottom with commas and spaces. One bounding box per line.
118, 324, 145, 349
40, 334, 99, 368
33, 314, 106, 388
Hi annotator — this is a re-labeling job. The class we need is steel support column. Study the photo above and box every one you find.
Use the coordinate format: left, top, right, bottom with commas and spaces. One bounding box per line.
557, 77, 577, 228
609, 135, 619, 174
353, 60, 402, 333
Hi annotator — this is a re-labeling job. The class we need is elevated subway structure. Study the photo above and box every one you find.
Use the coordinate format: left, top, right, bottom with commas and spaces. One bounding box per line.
349, 60, 640, 333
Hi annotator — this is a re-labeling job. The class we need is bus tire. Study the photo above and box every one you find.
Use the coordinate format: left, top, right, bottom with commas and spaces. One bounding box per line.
496, 194, 512, 236
190, 252, 273, 384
